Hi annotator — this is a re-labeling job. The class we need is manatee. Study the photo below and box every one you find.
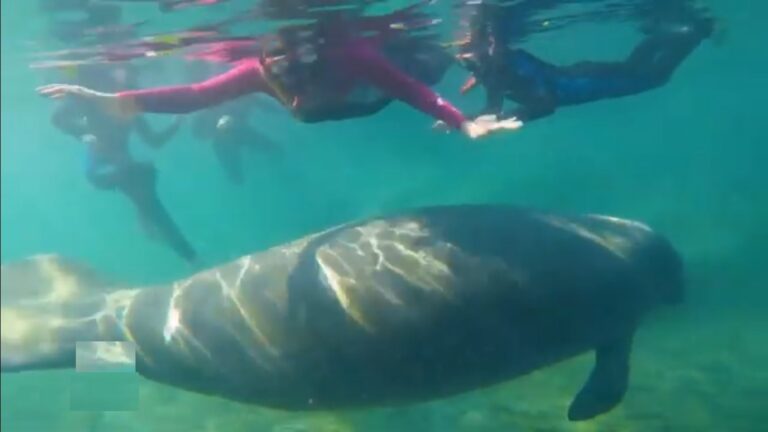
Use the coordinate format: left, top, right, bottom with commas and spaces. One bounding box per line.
0, 204, 684, 421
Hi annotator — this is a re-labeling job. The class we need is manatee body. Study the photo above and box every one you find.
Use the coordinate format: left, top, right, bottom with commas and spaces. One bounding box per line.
1, 205, 684, 420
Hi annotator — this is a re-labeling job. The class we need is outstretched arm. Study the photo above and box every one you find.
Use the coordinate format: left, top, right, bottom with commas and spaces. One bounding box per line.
134, 116, 183, 148
482, 79, 506, 117
460, 76, 505, 120
38, 59, 271, 117
503, 86, 557, 123
345, 40, 522, 139
118, 59, 269, 114
345, 40, 467, 130
506, 103, 556, 123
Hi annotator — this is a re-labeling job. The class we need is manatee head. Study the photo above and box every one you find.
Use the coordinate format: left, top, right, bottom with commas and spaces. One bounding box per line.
580, 214, 685, 307
633, 233, 685, 306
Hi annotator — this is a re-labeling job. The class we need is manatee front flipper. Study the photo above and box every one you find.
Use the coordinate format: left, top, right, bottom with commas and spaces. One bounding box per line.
567, 334, 633, 421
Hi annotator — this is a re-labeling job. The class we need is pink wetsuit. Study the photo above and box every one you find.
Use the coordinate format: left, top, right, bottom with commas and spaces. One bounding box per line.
118, 38, 467, 129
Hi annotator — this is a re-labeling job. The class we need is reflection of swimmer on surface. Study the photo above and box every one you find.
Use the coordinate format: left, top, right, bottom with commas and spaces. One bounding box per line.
37, 4, 522, 140
105, 0, 227, 13
49, 64, 197, 266
457, 3, 715, 122
38, 0, 135, 44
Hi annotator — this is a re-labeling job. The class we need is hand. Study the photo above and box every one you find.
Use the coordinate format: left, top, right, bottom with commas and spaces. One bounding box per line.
460, 75, 479, 95
432, 120, 450, 134
461, 115, 524, 140
80, 134, 98, 146
216, 115, 233, 131
37, 84, 109, 100
37, 84, 137, 119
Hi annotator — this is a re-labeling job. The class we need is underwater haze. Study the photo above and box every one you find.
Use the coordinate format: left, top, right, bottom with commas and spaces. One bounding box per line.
2, 0, 767, 431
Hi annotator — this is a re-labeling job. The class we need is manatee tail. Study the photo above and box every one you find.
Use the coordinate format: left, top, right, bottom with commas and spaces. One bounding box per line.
1, 254, 134, 373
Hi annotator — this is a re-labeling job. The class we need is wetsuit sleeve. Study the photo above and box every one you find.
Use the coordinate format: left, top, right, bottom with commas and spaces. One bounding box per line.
478, 49, 511, 116
345, 41, 467, 129
506, 102, 556, 123
482, 82, 505, 116
506, 79, 557, 122
117, 60, 267, 114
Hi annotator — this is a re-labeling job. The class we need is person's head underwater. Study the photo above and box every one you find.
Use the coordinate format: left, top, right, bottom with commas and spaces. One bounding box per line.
454, 32, 505, 93
76, 63, 138, 92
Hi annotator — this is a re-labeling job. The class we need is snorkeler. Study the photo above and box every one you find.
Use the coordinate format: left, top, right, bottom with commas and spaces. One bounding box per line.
457, 4, 715, 122
49, 64, 197, 265
37, 5, 522, 139
183, 61, 280, 184
191, 96, 280, 184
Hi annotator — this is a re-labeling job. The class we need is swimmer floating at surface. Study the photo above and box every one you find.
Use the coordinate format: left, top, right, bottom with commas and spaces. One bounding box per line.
456, 4, 716, 123
49, 64, 198, 266
37, 4, 522, 140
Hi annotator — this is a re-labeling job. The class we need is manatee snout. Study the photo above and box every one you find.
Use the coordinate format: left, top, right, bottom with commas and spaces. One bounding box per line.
637, 235, 685, 305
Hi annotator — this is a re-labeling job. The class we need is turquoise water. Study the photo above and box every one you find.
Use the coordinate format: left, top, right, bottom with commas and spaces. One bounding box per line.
2, 1, 766, 431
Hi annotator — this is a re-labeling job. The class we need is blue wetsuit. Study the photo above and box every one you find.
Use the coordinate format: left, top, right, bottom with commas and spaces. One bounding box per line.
504, 49, 653, 106
471, 17, 713, 122
52, 96, 197, 265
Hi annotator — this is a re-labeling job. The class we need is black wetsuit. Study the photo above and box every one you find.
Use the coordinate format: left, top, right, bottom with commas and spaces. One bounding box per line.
191, 97, 280, 184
